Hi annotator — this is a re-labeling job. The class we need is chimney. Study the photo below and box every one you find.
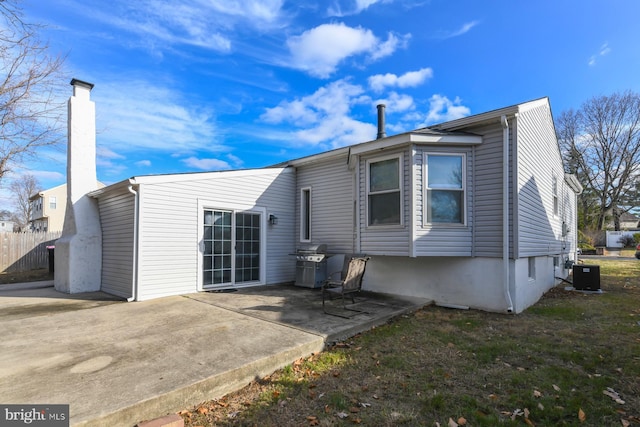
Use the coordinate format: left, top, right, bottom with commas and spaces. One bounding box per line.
376, 104, 386, 139
54, 79, 102, 294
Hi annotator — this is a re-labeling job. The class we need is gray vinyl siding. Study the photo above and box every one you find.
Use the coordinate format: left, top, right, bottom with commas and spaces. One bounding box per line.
414, 146, 473, 256
136, 168, 295, 300
98, 188, 135, 298
295, 154, 354, 253
359, 147, 411, 256
467, 124, 510, 257
516, 104, 565, 257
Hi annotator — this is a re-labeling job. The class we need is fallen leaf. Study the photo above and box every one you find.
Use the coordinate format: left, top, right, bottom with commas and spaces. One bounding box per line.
524, 408, 530, 418
336, 411, 349, 419
457, 416, 467, 425
538, 403, 545, 410
197, 406, 208, 415
349, 407, 360, 413
533, 390, 542, 398
352, 417, 362, 424
306, 415, 317, 421
448, 418, 458, 427
579, 408, 586, 423
621, 420, 630, 427
488, 393, 498, 400
524, 418, 535, 427
603, 388, 626, 404
360, 402, 371, 408
552, 384, 561, 391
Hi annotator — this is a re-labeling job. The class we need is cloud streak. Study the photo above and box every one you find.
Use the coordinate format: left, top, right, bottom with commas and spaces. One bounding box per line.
588, 42, 611, 66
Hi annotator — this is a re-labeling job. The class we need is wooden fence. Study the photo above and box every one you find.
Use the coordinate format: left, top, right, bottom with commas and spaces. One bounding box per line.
0, 232, 62, 273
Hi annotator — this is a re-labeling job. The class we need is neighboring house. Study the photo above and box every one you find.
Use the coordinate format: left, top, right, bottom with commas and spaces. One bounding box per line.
84, 96, 581, 313
0, 219, 15, 232
619, 212, 639, 230
58, 82, 582, 312
30, 182, 104, 232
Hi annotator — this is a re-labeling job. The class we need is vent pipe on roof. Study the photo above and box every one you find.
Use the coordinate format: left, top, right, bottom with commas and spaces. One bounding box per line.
376, 104, 386, 139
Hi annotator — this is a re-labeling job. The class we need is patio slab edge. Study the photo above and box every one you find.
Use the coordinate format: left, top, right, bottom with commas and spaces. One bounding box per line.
74, 338, 325, 427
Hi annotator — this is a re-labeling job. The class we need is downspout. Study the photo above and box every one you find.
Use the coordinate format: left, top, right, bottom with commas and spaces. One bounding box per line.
127, 184, 139, 302
501, 115, 514, 313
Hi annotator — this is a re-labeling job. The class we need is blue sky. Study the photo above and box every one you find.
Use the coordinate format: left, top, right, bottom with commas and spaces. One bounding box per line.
2, 0, 640, 208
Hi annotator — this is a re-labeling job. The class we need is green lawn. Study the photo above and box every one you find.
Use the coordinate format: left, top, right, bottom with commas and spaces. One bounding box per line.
180, 259, 640, 426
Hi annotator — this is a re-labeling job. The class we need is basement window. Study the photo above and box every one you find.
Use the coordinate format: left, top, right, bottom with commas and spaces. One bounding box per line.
528, 257, 536, 280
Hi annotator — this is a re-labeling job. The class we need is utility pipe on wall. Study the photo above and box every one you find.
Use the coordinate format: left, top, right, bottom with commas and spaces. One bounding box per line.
501, 115, 514, 313
127, 184, 140, 302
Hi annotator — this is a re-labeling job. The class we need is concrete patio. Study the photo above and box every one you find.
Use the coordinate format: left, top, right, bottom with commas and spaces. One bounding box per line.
0, 282, 430, 426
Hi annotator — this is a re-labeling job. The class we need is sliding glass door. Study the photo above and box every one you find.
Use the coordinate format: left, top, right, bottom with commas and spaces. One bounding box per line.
203, 209, 261, 288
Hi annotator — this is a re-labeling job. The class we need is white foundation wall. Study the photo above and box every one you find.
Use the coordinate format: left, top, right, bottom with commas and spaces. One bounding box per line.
510, 256, 566, 313
363, 255, 566, 313
363, 256, 508, 312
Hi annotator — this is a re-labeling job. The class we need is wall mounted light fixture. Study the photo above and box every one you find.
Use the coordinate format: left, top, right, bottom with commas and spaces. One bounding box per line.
269, 214, 278, 225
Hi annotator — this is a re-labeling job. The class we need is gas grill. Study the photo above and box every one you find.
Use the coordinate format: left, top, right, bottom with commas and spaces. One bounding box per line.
295, 244, 327, 288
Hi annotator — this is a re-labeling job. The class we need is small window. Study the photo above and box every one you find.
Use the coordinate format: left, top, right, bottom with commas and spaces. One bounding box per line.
552, 176, 558, 216
300, 187, 311, 242
425, 154, 465, 224
49, 196, 57, 209
367, 156, 402, 226
528, 257, 536, 280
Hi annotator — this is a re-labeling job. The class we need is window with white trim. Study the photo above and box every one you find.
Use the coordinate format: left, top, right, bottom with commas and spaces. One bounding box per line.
425, 153, 465, 224
300, 187, 311, 242
367, 155, 402, 226
49, 196, 57, 209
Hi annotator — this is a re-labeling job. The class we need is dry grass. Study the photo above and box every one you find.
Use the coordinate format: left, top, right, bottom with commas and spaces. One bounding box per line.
179, 259, 640, 426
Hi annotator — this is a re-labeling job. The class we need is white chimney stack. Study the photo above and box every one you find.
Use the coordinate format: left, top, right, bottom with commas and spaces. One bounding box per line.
54, 79, 102, 294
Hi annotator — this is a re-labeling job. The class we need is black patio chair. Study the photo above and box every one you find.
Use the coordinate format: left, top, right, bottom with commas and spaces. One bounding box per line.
322, 256, 370, 317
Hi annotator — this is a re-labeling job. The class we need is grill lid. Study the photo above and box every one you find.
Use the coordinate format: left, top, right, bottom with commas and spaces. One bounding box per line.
296, 243, 327, 254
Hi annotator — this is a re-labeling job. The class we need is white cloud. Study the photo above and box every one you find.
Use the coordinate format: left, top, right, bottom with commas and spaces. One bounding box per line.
182, 156, 231, 170
375, 92, 415, 113
589, 42, 611, 66
327, 0, 391, 17
286, 23, 408, 78
368, 67, 433, 92
261, 79, 376, 148
94, 78, 223, 155
422, 94, 470, 124
135, 160, 152, 167
69, 0, 287, 54
97, 146, 125, 160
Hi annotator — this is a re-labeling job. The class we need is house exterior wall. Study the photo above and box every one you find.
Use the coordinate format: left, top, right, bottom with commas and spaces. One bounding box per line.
97, 187, 135, 298
134, 168, 296, 301
515, 103, 567, 258
358, 147, 412, 256
30, 184, 67, 232
454, 123, 513, 258
294, 154, 354, 253
413, 145, 474, 256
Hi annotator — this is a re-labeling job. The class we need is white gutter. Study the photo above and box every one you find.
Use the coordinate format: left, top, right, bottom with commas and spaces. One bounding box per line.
127, 184, 140, 302
501, 115, 514, 313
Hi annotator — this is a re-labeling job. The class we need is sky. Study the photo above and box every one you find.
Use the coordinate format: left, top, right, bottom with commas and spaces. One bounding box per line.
2, 0, 640, 209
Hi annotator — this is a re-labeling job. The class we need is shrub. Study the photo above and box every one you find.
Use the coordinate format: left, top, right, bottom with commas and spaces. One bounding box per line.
617, 235, 636, 247
634, 233, 640, 244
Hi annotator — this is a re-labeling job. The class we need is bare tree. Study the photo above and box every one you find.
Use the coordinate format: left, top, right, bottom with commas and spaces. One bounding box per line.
0, 0, 66, 182
9, 173, 39, 230
557, 91, 640, 231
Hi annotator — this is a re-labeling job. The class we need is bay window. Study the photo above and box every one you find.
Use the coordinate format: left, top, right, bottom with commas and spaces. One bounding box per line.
367, 155, 402, 226
425, 154, 465, 224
